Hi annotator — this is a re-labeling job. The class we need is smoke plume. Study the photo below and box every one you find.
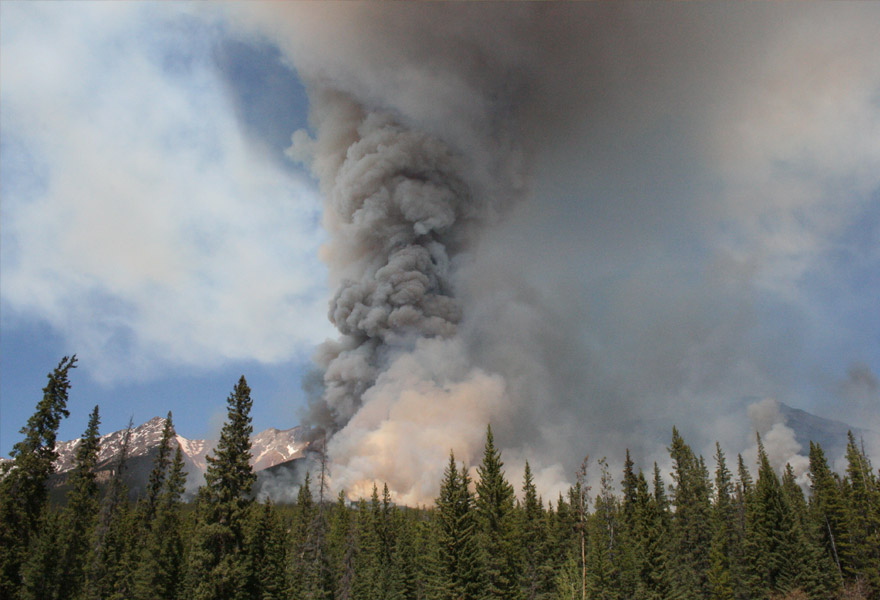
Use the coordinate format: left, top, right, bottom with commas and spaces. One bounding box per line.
231, 3, 880, 503
232, 3, 547, 502
745, 398, 809, 485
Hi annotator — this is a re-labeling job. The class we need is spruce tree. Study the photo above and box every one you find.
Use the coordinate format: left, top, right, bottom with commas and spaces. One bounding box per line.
327, 490, 357, 600
56, 405, 102, 599
781, 463, 839, 599
640, 463, 673, 600
18, 508, 64, 600
374, 483, 397, 598
290, 472, 315, 595
667, 428, 712, 599
184, 376, 257, 600
842, 431, 880, 595
618, 451, 642, 598
290, 471, 332, 599
388, 507, 420, 600
0, 355, 76, 597
133, 444, 188, 600
547, 491, 578, 581
433, 452, 483, 600
412, 510, 436, 600
584, 457, 620, 600
570, 457, 592, 600
745, 435, 804, 598
244, 500, 289, 600
708, 443, 735, 600
87, 417, 135, 599
475, 425, 520, 600
352, 493, 382, 600
520, 461, 553, 600
141, 412, 175, 524
632, 468, 665, 600
732, 454, 754, 600
808, 441, 850, 580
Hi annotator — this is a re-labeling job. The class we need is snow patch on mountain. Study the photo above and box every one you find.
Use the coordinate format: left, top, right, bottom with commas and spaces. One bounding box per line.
47, 418, 311, 476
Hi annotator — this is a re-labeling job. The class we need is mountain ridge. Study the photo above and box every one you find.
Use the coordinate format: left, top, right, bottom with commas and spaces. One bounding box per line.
48, 416, 311, 476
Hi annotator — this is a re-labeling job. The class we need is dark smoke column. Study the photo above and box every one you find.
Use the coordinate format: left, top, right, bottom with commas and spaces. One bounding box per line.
248, 2, 539, 502
295, 91, 478, 431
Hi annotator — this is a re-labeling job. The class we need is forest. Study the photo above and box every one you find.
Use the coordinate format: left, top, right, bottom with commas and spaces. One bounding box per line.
1, 356, 878, 600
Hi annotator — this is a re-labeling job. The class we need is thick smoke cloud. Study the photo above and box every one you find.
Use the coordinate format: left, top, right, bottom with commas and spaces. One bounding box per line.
745, 398, 809, 486
233, 3, 880, 502
289, 94, 480, 430
233, 3, 540, 501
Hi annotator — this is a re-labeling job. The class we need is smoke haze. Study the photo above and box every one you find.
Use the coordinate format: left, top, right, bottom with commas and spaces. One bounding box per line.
223, 3, 880, 503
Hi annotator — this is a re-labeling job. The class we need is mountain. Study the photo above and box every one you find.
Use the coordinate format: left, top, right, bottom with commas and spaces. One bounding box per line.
778, 402, 873, 466
21, 416, 315, 502
50, 416, 311, 475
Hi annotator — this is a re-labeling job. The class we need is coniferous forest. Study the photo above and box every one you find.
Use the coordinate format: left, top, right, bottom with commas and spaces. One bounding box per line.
2, 357, 879, 600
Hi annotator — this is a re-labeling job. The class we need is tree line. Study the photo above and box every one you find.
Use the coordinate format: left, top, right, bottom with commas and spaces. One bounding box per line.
1, 356, 879, 600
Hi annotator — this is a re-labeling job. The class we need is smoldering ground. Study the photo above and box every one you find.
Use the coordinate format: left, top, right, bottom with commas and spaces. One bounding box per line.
227, 3, 880, 503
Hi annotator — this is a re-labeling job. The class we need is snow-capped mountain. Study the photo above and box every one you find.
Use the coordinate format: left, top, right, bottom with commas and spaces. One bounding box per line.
53, 416, 170, 473
251, 426, 312, 472
51, 417, 312, 477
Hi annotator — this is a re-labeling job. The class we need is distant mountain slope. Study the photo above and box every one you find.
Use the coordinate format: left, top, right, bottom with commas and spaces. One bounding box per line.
48, 416, 310, 475
778, 402, 873, 465
15, 417, 315, 501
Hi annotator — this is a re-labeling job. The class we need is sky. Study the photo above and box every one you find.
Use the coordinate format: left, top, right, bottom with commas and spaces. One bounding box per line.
2, 3, 879, 503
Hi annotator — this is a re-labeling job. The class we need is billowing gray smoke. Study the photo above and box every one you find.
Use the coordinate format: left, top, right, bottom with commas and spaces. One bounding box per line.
234, 4, 538, 502
231, 3, 880, 503
291, 94, 477, 430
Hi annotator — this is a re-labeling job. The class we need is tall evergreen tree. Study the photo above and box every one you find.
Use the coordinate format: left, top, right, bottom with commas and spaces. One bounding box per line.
0, 355, 76, 597
133, 444, 188, 600
55, 405, 102, 599
243, 500, 289, 600
842, 431, 880, 596
547, 491, 577, 579
352, 491, 382, 600
571, 457, 592, 600
141, 412, 175, 524
291, 472, 314, 591
781, 463, 839, 599
184, 376, 257, 600
639, 463, 672, 600
433, 452, 483, 600
667, 428, 712, 599
376, 483, 397, 598
708, 443, 735, 600
327, 490, 357, 600
808, 441, 850, 581
744, 435, 804, 598
18, 508, 64, 600
617, 451, 642, 598
520, 461, 553, 600
412, 510, 436, 600
475, 425, 521, 600
584, 458, 620, 600
290, 471, 332, 600
731, 454, 755, 600
388, 507, 420, 600
86, 417, 135, 599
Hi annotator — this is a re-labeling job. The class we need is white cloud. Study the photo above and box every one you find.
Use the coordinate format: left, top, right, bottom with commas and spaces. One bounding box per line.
0, 3, 331, 381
